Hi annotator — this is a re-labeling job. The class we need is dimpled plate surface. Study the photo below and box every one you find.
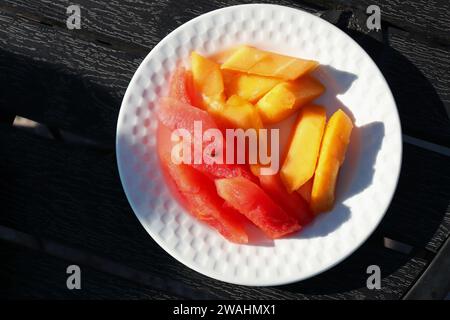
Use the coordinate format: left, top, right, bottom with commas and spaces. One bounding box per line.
116, 4, 402, 286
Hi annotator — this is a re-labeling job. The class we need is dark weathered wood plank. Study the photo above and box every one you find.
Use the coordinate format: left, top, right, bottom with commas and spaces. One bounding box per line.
0, 224, 214, 299
0, 0, 448, 298
332, 10, 450, 146
0, 241, 175, 299
383, 28, 450, 146
0, 0, 319, 50
404, 237, 450, 300
0, 125, 440, 299
0, 10, 143, 147
0, 235, 429, 300
6, 0, 450, 44
302, 0, 450, 43
1, 3, 449, 146
381, 143, 450, 253
280, 241, 427, 300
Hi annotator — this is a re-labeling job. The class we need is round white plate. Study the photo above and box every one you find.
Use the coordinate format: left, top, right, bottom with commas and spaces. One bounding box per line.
116, 4, 402, 286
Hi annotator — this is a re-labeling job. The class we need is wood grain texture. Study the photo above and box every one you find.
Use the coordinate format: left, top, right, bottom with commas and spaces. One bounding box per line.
383, 29, 450, 146
333, 9, 450, 146
302, 0, 450, 43
1, 2, 449, 146
8, 0, 450, 44
0, 241, 176, 299
381, 143, 450, 253
0, 0, 319, 50
0, 125, 441, 299
0, 11, 143, 147
0, 224, 214, 299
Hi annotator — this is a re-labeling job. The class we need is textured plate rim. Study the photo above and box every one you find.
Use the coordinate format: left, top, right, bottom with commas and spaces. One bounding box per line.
116, 3, 403, 286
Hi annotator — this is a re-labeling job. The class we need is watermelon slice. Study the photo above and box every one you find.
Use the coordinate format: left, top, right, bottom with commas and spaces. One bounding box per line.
215, 176, 301, 239
157, 124, 248, 243
168, 65, 194, 105
156, 97, 217, 133
156, 97, 257, 182
258, 174, 313, 226
157, 124, 188, 207
192, 162, 256, 182
185, 70, 203, 109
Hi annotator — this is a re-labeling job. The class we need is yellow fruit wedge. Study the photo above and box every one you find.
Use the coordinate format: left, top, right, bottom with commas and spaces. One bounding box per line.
210, 46, 241, 64
221, 46, 268, 72
225, 74, 281, 103
280, 105, 327, 193
221, 46, 319, 80
310, 109, 353, 214
191, 51, 225, 110
212, 95, 263, 130
256, 76, 325, 124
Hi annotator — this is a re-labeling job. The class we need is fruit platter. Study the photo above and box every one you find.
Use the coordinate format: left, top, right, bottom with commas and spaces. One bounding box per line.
116, 4, 402, 285
156, 45, 353, 244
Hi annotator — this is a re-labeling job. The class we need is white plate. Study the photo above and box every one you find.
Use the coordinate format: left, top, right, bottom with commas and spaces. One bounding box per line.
116, 4, 402, 286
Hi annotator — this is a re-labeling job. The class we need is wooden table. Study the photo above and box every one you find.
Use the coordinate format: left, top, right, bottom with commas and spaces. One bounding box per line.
0, 0, 449, 300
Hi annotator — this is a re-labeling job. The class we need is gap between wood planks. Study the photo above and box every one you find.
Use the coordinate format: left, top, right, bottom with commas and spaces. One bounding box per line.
12, 115, 450, 158
403, 135, 450, 157
0, 220, 439, 298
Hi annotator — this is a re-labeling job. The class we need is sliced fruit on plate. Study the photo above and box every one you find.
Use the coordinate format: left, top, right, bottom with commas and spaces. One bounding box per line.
210, 46, 241, 64
167, 163, 249, 244
191, 51, 226, 110
156, 96, 222, 169
168, 65, 192, 104
311, 109, 353, 214
225, 73, 281, 103
256, 76, 325, 124
258, 173, 313, 226
184, 70, 199, 108
281, 104, 327, 193
221, 46, 267, 72
215, 176, 301, 239
156, 96, 258, 182
217, 94, 263, 129
157, 124, 189, 207
221, 45, 318, 80
156, 97, 218, 133
192, 161, 257, 183
157, 125, 248, 244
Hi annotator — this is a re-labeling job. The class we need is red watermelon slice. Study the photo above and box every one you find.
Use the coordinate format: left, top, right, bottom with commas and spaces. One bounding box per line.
168, 65, 192, 104
157, 124, 248, 243
215, 176, 301, 239
156, 97, 257, 182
